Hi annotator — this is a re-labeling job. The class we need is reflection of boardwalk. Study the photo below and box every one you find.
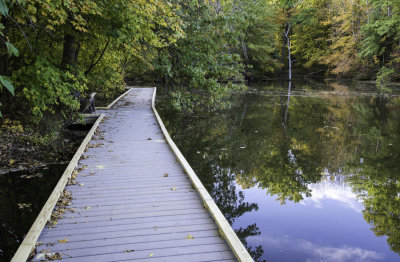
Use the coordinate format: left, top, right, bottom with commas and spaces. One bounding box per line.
19, 88, 251, 261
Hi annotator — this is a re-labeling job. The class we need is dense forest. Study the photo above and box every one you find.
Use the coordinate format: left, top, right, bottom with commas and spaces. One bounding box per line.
0, 0, 399, 129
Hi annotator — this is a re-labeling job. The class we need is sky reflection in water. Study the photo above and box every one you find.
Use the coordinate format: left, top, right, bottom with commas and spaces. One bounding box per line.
158, 81, 400, 262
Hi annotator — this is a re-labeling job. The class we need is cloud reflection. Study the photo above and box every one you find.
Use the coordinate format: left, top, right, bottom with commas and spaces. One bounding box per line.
254, 235, 384, 262
300, 174, 363, 213
299, 240, 384, 262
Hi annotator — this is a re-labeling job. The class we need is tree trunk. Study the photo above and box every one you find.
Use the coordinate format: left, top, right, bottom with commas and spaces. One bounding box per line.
284, 22, 292, 81
61, 33, 77, 68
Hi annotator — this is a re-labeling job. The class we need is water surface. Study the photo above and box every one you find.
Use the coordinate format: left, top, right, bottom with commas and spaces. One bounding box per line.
158, 81, 400, 262
0, 128, 88, 261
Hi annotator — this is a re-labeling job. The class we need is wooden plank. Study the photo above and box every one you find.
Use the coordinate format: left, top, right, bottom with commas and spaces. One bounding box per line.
36, 232, 220, 253
43, 218, 216, 242
52, 208, 208, 225
68, 189, 196, 202
67, 193, 199, 207
53, 243, 233, 262
11, 114, 105, 262
66, 181, 192, 193
39, 223, 218, 243
43, 213, 211, 232
38, 237, 229, 260
151, 88, 253, 262
74, 175, 188, 183
40, 217, 212, 238
60, 201, 205, 219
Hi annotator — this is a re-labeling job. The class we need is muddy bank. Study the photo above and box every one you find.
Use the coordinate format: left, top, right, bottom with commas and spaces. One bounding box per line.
0, 119, 87, 175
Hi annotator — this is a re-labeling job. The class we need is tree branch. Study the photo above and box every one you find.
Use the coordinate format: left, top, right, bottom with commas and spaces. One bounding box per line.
85, 39, 110, 76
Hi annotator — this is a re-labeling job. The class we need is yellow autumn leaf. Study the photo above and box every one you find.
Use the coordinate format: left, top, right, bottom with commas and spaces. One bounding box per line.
58, 238, 68, 243
185, 234, 194, 239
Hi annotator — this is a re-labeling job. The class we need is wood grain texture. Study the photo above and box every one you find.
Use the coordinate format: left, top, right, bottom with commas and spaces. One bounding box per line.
22, 88, 248, 262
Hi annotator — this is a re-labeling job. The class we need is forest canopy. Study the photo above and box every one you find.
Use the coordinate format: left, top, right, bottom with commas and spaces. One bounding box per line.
0, 0, 399, 126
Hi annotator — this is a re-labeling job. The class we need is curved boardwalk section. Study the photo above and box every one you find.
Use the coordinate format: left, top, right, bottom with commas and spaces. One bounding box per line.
30, 88, 241, 261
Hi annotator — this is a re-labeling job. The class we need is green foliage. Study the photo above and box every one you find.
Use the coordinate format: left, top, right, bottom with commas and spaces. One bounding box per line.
291, 1, 331, 69
0, 0, 17, 117
0, 75, 14, 95
153, 1, 246, 111
360, 0, 400, 62
13, 57, 86, 122
376, 66, 394, 93
0, 0, 183, 124
243, 0, 280, 77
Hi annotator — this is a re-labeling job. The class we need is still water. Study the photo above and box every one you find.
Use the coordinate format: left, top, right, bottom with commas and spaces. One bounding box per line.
0, 128, 87, 261
158, 81, 400, 262
0, 164, 67, 260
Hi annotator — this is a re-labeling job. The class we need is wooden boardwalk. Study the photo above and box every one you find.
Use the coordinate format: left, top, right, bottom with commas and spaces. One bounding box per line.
23, 88, 251, 261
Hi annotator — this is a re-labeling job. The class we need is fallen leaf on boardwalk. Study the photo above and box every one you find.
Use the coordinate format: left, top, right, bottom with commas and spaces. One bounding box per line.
96, 165, 105, 169
45, 252, 62, 260
124, 250, 135, 253
170, 187, 177, 191
185, 234, 195, 239
148, 252, 154, 257
153, 226, 159, 231
57, 239, 68, 243
147, 138, 152, 140
79, 183, 85, 186
84, 206, 91, 210
163, 173, 169, 177
108, 150, 113, 152
90, 172, 95, 175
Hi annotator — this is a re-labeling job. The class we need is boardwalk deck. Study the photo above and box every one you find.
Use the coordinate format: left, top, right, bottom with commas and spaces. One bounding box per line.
16, 88, 252, 261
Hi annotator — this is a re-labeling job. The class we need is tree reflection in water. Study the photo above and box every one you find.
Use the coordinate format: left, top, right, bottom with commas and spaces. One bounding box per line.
157, 82, 400, 261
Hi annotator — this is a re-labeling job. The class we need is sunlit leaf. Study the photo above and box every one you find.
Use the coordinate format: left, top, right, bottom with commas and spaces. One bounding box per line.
0, 75, 14, 95
6, 42, 19, 57
0, 0, 9, 16
57, 238, 68, 243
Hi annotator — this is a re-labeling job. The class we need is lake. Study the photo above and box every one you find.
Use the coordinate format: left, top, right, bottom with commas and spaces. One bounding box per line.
157, 80, 400, 262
